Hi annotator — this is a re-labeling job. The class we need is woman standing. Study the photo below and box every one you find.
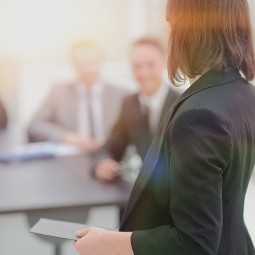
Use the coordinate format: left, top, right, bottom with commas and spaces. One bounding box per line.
75, 0, 255, 254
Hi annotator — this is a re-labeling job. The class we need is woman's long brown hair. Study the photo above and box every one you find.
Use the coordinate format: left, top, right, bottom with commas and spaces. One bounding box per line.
167, 0, 255, 85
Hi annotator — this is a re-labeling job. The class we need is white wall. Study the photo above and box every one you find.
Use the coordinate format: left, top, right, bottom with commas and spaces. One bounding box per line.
0, 0, 170, 128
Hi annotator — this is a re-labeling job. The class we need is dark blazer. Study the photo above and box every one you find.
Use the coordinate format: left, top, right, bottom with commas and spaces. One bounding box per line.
120, 69, 255, 255
95, 85, 180, 163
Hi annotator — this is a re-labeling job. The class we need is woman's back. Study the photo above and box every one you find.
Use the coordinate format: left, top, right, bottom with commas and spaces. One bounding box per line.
176, 70, 255, 254
120, 69, 255, 255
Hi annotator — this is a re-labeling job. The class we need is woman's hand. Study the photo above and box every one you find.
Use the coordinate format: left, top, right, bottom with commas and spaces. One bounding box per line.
74, 227, 134, 255
75, 227, 113, 255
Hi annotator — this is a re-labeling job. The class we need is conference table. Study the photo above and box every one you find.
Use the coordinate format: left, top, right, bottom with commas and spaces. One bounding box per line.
0, 129, 133, 254
0, 154, 132, 215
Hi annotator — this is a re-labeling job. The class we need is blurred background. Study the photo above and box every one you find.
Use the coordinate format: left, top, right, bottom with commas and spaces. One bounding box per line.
0, 0, 170, 129
0, 0, 254, 254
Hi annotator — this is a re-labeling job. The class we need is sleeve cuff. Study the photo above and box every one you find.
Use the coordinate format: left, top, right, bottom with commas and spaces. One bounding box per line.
131, 230, 153, 255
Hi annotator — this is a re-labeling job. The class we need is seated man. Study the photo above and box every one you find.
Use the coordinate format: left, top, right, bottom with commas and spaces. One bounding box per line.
28, 41, 128, 153
94, 37, 181, 181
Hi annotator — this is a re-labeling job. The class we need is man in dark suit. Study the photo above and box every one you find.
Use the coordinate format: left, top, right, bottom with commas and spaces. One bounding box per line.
28, 41, 127, 153
94, 37, 180, 181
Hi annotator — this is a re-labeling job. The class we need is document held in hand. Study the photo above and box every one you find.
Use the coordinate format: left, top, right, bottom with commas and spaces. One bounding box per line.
30, 218, 88, 241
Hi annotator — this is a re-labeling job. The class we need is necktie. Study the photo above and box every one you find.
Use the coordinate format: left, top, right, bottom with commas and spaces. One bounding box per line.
142, 105, 150, 128
86, 88, 95, 138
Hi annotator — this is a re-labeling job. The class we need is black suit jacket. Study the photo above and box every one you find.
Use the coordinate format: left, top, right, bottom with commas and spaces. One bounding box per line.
95, 85, 180, 163
120, 69, 255, 255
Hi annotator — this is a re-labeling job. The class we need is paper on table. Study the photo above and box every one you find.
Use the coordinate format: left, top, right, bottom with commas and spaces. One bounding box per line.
30, 218, 88, 241
0, 142, 82, 163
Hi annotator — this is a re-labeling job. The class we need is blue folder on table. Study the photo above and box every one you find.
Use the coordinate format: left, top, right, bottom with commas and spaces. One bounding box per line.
0, 142, 81, 163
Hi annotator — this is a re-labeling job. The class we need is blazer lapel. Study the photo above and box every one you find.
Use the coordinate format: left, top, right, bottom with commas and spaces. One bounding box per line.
120, 69, 241, 228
